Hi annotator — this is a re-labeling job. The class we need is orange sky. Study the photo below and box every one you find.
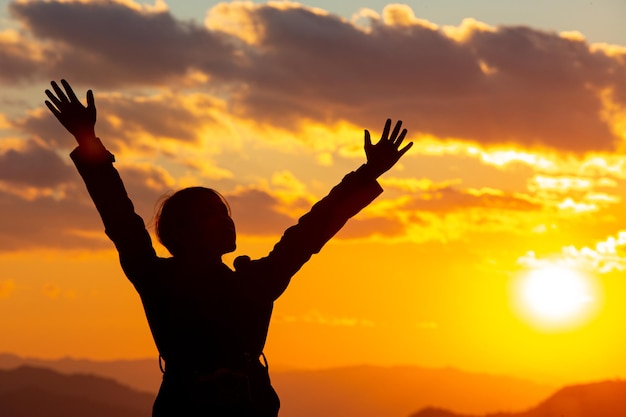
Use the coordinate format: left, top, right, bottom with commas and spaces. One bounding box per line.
1, 0, 626, 388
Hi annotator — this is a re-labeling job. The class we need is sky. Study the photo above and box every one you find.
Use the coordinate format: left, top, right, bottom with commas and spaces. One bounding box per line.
1, 0, 626, 388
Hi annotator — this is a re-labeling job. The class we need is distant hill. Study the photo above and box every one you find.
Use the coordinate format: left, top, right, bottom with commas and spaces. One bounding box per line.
411, 380, 626, 417
0, 353, 553, 417
0, 353, 162, 393
0, 366, 153, 417
273, 365, 552, 417
0, 360, 623, 417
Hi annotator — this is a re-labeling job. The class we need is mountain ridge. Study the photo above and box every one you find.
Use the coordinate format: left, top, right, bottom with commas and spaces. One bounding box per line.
411, 379, 626, 417
0, 353, 552, 417
0, 360, 623, 417
0, 365, 153, 417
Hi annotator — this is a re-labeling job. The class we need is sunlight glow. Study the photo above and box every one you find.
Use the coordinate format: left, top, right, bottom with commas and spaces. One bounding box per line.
513, 265, 599, 331
557, 198, 597, 213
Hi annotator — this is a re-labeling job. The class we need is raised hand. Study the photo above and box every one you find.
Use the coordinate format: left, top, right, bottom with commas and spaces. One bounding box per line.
364, 119, 413, 178
45, 79, 96, 146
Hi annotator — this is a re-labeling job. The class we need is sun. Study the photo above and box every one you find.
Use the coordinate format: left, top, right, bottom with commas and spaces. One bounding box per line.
513, 265, 599, 330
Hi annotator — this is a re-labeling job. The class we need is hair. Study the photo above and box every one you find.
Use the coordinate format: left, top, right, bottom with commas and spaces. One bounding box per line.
155, 187, 230, 256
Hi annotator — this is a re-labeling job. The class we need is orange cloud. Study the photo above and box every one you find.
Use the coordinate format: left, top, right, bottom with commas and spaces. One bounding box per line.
401, 185, 539, 213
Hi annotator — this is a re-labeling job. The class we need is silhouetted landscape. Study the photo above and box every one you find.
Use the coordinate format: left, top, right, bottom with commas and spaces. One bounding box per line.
0, 353, 553, 417
6, 353, 624, 417
411, 380, 626, 417
0, 366, 152, 417
0, 353, 161, 392
0, 357, 624, 417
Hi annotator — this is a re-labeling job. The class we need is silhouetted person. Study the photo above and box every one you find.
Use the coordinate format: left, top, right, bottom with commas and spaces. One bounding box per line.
45, 79, 413, 417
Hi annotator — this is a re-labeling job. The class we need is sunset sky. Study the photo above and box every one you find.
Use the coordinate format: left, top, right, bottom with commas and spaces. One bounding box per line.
1, 0, 626, 388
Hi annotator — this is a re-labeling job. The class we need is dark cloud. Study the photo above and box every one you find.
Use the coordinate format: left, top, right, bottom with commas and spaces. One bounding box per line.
0, 140, 74, 187
226, 186, 408, 240
2, 1, 625, 154
12, 108, 74, 149
229, 4, 626, 153
6, 0, 237, 87
16, 93, 216, 151
0, 158, 408, 251
0, 143, 540, 252
0, 34, 46, 83
116, 164, 174, 222
0, 154, 173, 252
99, 94, 216, 144
0, 187, 108, 251
234, 5, 483, 119
226, 187, 298, 236
402, 186, 540, 213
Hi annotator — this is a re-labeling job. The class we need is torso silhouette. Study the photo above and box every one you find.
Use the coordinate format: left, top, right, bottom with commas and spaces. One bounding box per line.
70, 138, 382, 416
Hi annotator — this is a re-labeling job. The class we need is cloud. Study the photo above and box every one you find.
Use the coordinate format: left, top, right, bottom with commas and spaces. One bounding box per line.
3, 1, 626, 252
225, 179, 409, 241
518, 230, 626, 274
6, 0, 237, 87
0, 29, 48, 83
526, 173, 621, 214
229, 172, 540, 243
0, 187, 107, 251
208, 3, 626, 153
0, 149, 177, 252
400, 185, 539, 213
0, 160, 391, 252
116, 162, 176, 218
16, 91, 224, 152
338, 215, 406, 239
0, 139, 74, 188
3, 1, 625, 154
226, 186, 305, 236
239, 5, 626, 151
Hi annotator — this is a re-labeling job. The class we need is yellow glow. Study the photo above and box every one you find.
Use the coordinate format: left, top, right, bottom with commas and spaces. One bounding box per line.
475, 148, 554, 169
382, 4, 438, 29
557, 198, 597, 213
513, 266, 600, 331
442, 18, 495, 42
531, 175, 592, 192
559, 30, 586, 42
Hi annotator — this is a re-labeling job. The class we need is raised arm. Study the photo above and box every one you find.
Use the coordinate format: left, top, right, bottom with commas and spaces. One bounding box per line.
45, 80, 157, 287
236, 119, 413, 300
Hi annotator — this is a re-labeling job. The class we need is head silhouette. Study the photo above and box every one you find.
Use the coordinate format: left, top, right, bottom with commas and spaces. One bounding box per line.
156, 187, 236, 258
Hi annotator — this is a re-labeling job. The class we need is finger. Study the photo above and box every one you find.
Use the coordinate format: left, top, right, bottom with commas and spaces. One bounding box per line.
45, 100, 62, 120
390, 120, 402, 141
398, 141, 414, 157
364, 129, 372, 148
51, 81, 69, 104
61, 79, 79, 104
45, 89, 62, 108
86, 90, 95, 110
394, 128, 408, 147
381, 118, 391, 140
